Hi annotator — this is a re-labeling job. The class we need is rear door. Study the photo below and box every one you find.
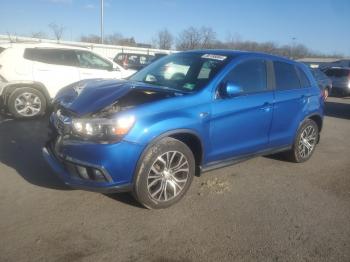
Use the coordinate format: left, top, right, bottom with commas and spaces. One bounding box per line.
269, 60, 310, 148
30, 48, 80, 98
75, 50, 122, 80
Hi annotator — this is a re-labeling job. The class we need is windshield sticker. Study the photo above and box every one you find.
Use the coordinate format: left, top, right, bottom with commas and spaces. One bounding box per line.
201, 54, 227, 61
183, 83, 195, 90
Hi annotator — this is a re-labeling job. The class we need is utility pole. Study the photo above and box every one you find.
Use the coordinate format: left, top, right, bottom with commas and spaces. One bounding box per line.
290, 37, 296, 59
100, 0, 104, 44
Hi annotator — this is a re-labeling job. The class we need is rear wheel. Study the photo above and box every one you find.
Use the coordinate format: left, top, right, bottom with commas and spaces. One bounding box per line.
286, 119, 319, 163
133, 137, 195, 209
8, 87, 47, 119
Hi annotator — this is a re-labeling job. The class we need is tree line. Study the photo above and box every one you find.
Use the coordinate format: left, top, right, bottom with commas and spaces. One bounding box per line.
29, 24, 342, 59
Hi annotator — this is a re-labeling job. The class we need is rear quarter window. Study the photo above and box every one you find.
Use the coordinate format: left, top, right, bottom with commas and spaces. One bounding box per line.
297, 67, 311, 88
0, 47, 5, 54
324, 69, 350, 77
274, 61, 301, 90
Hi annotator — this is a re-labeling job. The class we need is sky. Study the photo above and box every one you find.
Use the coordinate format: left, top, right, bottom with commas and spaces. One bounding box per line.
1, 0, 349, 56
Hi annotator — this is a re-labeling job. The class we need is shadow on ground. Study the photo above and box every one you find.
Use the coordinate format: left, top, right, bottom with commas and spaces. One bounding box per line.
325, 99, 350, 120
0, 114, 143, 207
104, 193, 144, 208
0, 115, 70, 190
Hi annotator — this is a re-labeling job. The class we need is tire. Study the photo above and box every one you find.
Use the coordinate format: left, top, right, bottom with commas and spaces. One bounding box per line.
8, 87, 47, 119
133, 137, 195, 209
286, 119, 319, 163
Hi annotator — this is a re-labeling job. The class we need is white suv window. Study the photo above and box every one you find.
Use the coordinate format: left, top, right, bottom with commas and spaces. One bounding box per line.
23, 48, 78, 66
75, 51, 112, 70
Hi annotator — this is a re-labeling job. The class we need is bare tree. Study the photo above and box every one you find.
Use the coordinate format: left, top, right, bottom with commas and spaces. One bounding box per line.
176, 26, 217, 50
154, 29, 173, 49
176, 27, 202, 50
105, 33, 124, 45
80, 34, 100, 44
200, 27, 216, 49
30, 31, 47, 39
118, 37, 136, 47
48, 22, 65, 41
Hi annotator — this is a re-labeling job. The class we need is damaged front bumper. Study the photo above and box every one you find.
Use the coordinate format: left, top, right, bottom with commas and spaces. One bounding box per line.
42, 134, 144, 193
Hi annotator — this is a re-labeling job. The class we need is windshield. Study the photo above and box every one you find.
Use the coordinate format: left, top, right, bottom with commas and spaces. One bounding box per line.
129, 53, 231, 92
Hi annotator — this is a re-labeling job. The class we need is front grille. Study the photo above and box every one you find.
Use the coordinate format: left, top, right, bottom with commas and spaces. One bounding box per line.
52, 108, 72, 135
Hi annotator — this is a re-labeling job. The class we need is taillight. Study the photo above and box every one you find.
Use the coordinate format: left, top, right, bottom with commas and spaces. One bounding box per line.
320, 87, 326, 101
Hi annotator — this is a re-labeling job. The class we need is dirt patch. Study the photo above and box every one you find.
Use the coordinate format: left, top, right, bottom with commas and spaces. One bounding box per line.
198, 177, 231, 195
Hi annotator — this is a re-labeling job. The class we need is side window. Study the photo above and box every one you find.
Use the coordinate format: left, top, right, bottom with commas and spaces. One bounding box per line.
297, 67, 311, 88
274, 61, 301, 90
75, 51, 112, 70
114, 54, 124, 62
24, 48, 78, 66
139, 55, 148, 65
128, 55, 139, 65
224, 59, 267, 93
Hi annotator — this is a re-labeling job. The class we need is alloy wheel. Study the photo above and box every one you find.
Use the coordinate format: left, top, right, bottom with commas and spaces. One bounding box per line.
298, 125, 317, 158
147, 151, 190, 202
14, 92, 42, 117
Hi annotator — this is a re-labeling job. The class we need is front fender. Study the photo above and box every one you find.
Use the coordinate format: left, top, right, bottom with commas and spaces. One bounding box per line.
125, 114, 207, 146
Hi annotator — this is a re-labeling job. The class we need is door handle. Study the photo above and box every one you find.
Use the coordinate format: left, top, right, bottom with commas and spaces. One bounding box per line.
301, 94, 312, 99
199, 112, 209, 118
260, 102, 272, 111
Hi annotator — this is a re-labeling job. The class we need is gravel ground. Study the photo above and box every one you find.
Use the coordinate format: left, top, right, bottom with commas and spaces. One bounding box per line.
0, 97, 349, 262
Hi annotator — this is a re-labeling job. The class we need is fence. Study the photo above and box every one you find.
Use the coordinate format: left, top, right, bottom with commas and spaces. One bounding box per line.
0, 34, 173, 60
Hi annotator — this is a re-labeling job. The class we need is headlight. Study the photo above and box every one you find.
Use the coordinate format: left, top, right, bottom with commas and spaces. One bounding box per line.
71, 115, 135, 142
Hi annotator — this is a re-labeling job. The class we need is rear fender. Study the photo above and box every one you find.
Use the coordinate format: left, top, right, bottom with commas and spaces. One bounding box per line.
1, 81, 51, 106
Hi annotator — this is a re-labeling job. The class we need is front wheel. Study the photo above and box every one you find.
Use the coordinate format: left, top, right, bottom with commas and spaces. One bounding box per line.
8, 87, 47, 119
287, 119, 319, 163
133, 137, 195, 209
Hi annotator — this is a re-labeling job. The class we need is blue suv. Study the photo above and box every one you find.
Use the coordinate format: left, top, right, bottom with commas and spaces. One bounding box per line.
43, 50, 324, 209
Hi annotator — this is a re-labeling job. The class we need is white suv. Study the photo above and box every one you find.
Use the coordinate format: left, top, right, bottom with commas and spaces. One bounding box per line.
0, 43, 131, 118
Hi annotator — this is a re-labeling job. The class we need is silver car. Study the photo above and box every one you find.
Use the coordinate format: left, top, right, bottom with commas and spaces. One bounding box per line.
323, 67, 350, 96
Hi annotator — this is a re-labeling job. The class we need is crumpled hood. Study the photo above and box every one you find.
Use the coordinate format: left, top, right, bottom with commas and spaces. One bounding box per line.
54, 79, 178, 116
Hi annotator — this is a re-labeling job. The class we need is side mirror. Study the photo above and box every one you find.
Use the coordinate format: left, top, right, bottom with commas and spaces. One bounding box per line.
221, 81, 243, 98
112, 64, 120, 72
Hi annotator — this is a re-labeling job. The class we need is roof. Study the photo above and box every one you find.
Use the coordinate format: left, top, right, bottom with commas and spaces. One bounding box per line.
0, 42, 88, 51
178, 49, 300, 65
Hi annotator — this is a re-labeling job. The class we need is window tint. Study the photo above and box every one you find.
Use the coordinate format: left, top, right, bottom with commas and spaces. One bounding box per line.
324, 68, 350, 78
274, 61, 300, 90
297, 67, 311, 88
225, 59, 267, 93
24, 48, 78, 66
114, 54, 125, 62
75, 51, 112, 70
311, 68, 327, 80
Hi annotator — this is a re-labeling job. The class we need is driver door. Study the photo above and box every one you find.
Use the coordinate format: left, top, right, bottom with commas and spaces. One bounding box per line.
207, 59, 274, 163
